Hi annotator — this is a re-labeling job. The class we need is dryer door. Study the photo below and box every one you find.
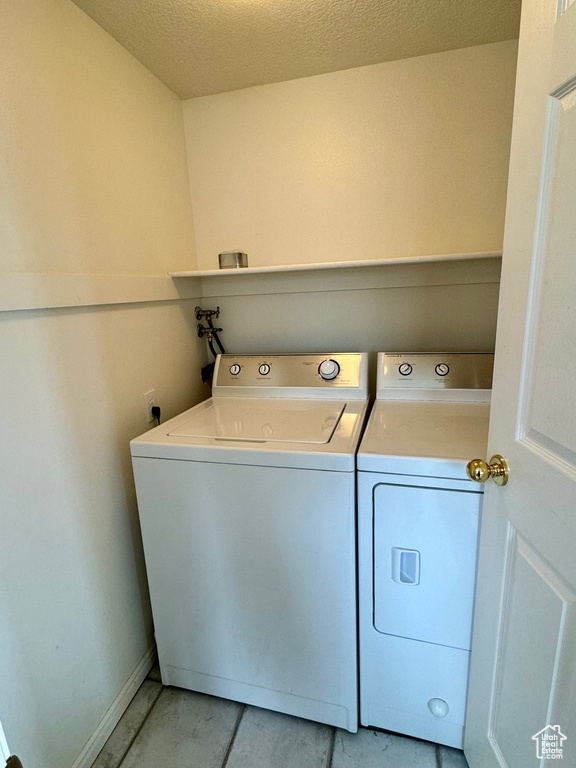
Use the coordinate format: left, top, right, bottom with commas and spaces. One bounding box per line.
373, 479, 482, 650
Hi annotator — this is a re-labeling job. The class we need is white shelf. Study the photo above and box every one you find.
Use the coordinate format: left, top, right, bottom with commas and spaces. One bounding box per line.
169, 252, 502, 278
0, 252, 501, 312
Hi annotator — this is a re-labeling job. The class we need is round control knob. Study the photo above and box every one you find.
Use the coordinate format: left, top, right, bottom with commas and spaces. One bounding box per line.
229, 364, 241, 375
435, 363, 450, 376
399, 363, 413, 376
318, 359, 340, 380
258, 363, 271, 376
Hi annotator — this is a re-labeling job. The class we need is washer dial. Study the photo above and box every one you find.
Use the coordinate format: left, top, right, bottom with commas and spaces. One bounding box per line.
229, 363, 241, 375
435, 363, 450, 377
399, 363, 413, 376
258, 363, 271, 376
318, 359, 340, 380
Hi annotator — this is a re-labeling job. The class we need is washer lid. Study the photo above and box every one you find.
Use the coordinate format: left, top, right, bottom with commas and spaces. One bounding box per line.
168, 398, 346, 444
358, 400, 490, 477
131, 397, 368, 471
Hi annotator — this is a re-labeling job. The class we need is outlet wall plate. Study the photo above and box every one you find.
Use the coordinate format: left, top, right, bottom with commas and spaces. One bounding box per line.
143, 389, 156, 423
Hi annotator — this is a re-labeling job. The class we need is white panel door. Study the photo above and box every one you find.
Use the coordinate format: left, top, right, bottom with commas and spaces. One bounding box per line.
465, 1, 576, 767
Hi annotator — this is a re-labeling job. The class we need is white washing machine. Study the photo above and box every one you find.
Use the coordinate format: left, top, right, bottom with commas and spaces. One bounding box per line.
131, 353, 369, 732
357, 353, 493, 748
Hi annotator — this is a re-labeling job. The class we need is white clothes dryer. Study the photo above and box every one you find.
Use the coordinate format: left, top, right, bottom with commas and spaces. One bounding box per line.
357, 353, 493, 748
131, 353, 369, 732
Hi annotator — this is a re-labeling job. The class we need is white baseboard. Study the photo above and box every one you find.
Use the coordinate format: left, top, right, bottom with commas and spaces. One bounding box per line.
71, 644, 157, 768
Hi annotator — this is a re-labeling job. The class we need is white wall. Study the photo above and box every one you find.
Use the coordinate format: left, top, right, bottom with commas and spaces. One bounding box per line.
0, 302, 208, 768
0, 2, 207, 767
183, 41, 517, 270
0, 0, 197, 275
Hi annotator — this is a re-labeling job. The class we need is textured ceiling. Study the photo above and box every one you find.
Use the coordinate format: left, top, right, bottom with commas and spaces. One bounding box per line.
72, 0, 521, 99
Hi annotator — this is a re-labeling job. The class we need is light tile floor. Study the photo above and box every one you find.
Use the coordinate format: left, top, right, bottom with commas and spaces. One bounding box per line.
91, 665, 469, 768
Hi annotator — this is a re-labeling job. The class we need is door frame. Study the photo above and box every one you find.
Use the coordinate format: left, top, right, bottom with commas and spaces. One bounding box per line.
0, 717, 10, 764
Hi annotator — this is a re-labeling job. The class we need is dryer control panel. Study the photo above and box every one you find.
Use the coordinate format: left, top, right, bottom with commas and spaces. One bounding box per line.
213, 353, 368, 400
377, 353, 494, 401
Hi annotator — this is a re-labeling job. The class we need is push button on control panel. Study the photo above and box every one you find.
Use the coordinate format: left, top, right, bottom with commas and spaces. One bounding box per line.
229, 364, 241, 375
399, 363, 413, 376
258, 363, 271, 376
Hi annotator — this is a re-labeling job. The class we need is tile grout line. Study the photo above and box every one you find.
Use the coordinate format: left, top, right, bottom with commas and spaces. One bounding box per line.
220, 703, 246, 768
435, 744, 442, 768
115, 684, 163, 768
326, 727, 336, 768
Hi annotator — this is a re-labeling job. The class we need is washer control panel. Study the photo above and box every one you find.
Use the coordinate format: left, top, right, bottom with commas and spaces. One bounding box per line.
377, 353, 494, 399
214, 353, 368, 398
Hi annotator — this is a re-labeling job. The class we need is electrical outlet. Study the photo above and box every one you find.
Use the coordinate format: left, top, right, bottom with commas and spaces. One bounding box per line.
143, 389, 157, 423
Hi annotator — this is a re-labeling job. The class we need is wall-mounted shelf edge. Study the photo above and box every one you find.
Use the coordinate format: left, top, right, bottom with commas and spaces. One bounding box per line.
170, 251, 502, 278
0, 252, 502, 312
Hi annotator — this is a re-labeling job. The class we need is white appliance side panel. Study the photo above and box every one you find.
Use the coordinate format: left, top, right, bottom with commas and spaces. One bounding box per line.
132, 457, 358, 732
373, 482, 482, 650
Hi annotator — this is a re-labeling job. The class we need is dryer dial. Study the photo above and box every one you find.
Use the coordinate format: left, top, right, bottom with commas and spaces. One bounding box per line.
435, 363, 450, 377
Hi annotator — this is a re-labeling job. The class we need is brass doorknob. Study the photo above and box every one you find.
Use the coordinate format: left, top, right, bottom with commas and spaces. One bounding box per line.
466, 455, 509, 486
